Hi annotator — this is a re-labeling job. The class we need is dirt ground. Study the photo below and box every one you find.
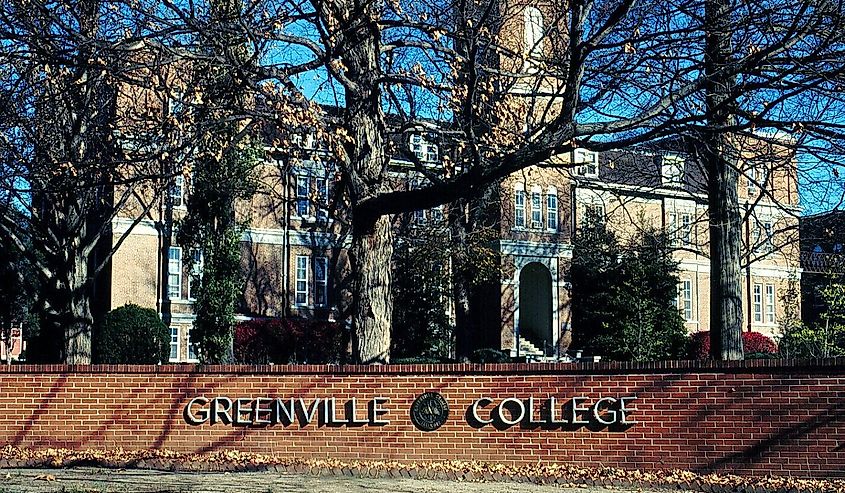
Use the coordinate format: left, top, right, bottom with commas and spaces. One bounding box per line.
0, 467, 672, 493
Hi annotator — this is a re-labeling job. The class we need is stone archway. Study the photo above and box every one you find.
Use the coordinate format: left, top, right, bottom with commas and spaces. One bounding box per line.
518, 262, 553, 353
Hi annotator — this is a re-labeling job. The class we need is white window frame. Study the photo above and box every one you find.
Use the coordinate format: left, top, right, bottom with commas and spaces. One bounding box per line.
662, 155, 685, 186
296, 175, 310, 217
314, 257, 328, 308
168, 246, 182, 300
762, 220, 774, 253
574, 149, 598, 177
747, 166, 763, 197
753, 283, 763, 323
680, 280, 693, 321
410, 134, 423, 159
546, 190, 558, 232
431, 206, 444, 223
668, 212, 678, 246
186, 328, 198, 362
680, 213, 693, 245
170, 176, 184, 208
531, 189, 542, 229
584, 203, 605, 225
409, 134, 438, 163
169, 327, 180, 362
187, 248, 203, 301
295, 255, 309, 306
752, 219, 774, 254
765, 284, 776, 324
514, 188, 526, 229
414, 208, 426, 225
316, 176, 329, 221
524, 7, 544, 59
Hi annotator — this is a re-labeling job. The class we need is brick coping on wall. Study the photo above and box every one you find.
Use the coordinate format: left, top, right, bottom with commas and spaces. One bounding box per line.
2, 357, 844, 375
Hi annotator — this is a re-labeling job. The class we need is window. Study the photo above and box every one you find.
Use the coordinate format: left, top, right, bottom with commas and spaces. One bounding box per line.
662, 155, 685, 186
426, 143, 438, 162
747, 166, 765, 197
316, 177, 328, 221
411, 134, 422, 158
753, 283, 763, 323
547, 193, 558, 231
765, 284, 776, 324
531, 191, 542, 229
296, 175, 310, 217
762, 220, 774, 253
295, 255, 309, 306
681, 213, 694, 245
679, 280, 693, 321
514, 189, 525, 228
574, 149, 598, 177
315, 257, 328, 307
187, 249, 203, 301
524, 7, 544, 58
669, 212, 692, 246
752, 219, 774, 254
584, 203, 605, 225
169, 327, 179, 362
431, 206, 444, 223
167, 90, 184, 116
414, 209, 426, 224
170, 176, 184, 208
409, 134, 438, 162
168, 247, 182, 300
186, 328, 198, 361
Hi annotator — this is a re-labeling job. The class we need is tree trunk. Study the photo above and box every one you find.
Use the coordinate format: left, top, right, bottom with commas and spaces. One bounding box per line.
351, 215, 393, 364
43, 255, 94, 364
335, 0, 393, 364
704, 0, 743, 360
449, 199, 474, 358
707, 145, 744, 360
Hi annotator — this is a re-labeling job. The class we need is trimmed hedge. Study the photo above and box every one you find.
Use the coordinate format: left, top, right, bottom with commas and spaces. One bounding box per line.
234, 318, 345, 364
469, 348, 511, 363
93, 304, 169, 364
689, 330, 778, 359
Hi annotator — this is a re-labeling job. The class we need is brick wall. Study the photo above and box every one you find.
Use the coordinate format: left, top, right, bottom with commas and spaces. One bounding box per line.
1, 359, 843, 477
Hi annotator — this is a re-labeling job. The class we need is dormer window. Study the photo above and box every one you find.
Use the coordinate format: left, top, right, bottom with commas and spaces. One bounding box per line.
662, 155, 685, 186
409, 133, 438, 163
574, 148, 598, 177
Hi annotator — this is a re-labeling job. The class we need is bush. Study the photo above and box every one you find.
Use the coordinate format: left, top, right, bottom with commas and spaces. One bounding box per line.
93, 304, 169, 364
570, 223, 688, 362
234, 318, 345, 364
469, 348, 510, 363
392, 356, 453, 364
689, 331, 778, 359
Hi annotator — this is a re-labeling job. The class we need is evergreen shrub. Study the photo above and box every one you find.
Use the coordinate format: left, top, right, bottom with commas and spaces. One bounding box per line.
93, 304, 169, 364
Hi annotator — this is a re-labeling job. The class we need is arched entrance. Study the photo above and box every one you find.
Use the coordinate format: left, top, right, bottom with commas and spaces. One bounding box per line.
518, 262, 553, 354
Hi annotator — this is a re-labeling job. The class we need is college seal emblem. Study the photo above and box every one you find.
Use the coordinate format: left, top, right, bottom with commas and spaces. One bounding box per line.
410, 392, 449, 431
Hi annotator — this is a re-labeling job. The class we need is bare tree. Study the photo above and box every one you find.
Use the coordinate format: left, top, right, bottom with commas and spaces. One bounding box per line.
6, 0, 842, 363
0, 0, 188, 363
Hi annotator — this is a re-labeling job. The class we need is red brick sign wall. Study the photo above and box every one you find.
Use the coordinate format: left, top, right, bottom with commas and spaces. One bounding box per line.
1, 360, 843, 477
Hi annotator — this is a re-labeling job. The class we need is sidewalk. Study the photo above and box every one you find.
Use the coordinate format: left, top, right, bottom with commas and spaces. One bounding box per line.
0, 467, 654, 493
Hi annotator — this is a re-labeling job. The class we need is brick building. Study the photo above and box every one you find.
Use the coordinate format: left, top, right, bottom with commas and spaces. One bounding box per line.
495, 136, 800, 359
91, 5, 801, 363
92, 127, 800, 362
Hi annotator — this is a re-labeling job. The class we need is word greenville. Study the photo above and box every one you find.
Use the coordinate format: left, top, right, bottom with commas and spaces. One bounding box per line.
184, 396, 390, 426
469, 396, 637, 427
